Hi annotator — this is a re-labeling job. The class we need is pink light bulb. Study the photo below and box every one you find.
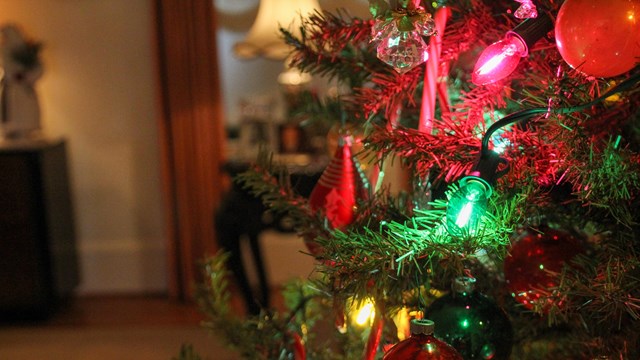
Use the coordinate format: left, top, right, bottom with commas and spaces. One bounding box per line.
472, 33, 527, 85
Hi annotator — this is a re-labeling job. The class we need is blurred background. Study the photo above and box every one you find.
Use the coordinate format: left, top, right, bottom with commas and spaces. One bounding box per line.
0, 0, 368, 297
0, 1, 368, 358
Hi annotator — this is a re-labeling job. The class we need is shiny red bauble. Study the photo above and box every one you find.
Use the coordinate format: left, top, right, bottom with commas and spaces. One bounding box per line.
555, 0, 640, 78
383, 319, 463, 360
504, 226, 584, 311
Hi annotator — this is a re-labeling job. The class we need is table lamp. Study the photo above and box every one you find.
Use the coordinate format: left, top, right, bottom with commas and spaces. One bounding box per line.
233, 0, 321, 61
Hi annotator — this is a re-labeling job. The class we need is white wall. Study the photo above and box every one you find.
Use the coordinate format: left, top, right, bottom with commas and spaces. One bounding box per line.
0, 1, 166, 294
0, 0, 371, 295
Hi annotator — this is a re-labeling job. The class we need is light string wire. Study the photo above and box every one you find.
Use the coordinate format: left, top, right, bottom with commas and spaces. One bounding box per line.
480, 67, 640, 155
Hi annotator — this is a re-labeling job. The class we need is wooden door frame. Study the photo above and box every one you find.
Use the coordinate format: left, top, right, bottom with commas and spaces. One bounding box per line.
153, 0, 226, 300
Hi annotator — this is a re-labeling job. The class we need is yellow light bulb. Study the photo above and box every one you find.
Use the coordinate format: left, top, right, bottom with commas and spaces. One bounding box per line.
355, 300, 375, 326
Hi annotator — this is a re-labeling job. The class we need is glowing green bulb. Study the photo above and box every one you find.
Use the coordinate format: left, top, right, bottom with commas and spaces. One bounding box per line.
446, 177, 492, 237
455, 202, 475, 228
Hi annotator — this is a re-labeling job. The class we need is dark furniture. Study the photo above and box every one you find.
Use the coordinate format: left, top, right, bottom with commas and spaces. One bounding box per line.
0, 139, 79, 321
215, 156, 324, 315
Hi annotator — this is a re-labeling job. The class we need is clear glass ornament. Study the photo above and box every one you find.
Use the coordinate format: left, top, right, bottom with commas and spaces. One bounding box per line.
376, 26, 429, 74
416, 16, 437, 37
371, 19, 394, 43
514, 0, 538, 19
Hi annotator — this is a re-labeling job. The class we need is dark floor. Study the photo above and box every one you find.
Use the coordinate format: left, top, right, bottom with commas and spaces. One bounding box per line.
48, 295, 206, 326
0, 293, 263, 360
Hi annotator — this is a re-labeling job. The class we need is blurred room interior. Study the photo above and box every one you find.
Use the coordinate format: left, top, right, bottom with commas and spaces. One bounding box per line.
0, 0, 370, 359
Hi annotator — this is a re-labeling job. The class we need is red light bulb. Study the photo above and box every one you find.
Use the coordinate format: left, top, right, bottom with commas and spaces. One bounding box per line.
472, 33, 527, 85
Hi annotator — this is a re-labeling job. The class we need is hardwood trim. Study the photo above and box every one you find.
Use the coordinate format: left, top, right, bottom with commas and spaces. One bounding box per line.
153, 0, 226, 300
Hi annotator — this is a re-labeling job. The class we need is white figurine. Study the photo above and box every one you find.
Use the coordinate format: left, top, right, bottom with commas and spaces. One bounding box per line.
0, 24, 43, 139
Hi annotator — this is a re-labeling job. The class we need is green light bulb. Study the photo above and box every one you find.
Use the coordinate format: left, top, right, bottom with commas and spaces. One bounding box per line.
446, 177, 492, 237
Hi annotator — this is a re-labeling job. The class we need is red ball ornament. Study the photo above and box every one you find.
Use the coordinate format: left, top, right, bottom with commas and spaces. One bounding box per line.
383, 319, 463, 360
504, 226, 584, 311
555, 0, 640, 78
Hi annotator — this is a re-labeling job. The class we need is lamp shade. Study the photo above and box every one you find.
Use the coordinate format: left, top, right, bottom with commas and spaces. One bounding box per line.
233, 0, 321, 60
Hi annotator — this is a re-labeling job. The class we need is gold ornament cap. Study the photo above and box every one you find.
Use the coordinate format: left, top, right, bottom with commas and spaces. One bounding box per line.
410, 319, 435, 335
452, 276, 476, 294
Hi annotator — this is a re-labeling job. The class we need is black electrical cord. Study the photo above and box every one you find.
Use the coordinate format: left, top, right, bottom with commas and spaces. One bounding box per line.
481, 67, 640, 155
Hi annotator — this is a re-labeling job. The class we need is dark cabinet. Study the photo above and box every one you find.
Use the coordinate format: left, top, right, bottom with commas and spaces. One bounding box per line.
0, 139, 79, 321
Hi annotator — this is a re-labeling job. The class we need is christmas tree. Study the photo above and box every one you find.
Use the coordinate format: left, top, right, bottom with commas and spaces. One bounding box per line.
194, 1, 640, 359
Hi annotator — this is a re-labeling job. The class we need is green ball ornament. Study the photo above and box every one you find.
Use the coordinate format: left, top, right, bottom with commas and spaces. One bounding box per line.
424, 277, 513, 359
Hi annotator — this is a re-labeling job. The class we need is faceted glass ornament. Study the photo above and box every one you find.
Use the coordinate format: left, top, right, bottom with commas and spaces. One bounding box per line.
504, 226, 584, 311
371, 19, 394, 43
376, 26, 429, 74
424, 277, 513, 359
416, 15, 437, 36
383, 319, 463, 360
514, 1, 538, 19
